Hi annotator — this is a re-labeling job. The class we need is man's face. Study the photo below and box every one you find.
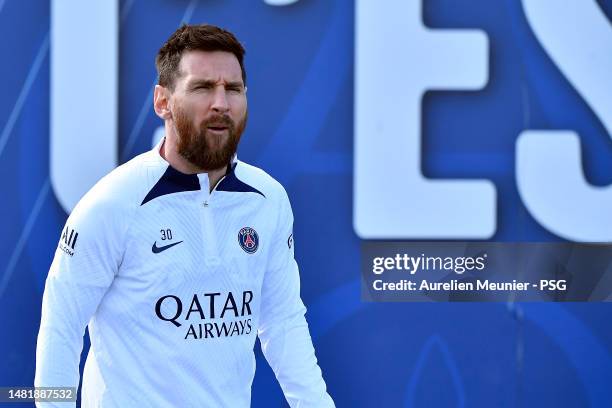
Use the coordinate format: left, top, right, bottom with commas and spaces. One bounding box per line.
169, 50, 247, 171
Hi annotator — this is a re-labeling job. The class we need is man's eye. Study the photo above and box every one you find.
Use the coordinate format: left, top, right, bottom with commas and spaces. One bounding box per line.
227, 87, 242, 93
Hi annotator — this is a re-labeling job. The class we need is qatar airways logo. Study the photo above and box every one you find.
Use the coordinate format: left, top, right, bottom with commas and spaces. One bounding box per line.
155, 291, 254, 340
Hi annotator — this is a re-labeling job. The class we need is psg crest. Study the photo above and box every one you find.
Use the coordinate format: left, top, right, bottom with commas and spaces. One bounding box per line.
238, 227, 259, 254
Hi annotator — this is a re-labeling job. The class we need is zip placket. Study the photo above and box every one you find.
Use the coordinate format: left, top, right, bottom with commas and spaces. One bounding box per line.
197, 174, 222, 266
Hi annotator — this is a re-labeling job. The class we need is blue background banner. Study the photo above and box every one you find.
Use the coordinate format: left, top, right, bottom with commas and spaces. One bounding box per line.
2, 0, 612, 406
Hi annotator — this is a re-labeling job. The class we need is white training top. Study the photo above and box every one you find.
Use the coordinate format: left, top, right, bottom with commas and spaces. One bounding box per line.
35, 140, 334, 408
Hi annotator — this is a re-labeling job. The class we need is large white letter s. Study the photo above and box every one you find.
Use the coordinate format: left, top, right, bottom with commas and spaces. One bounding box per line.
518, 0, 612, 241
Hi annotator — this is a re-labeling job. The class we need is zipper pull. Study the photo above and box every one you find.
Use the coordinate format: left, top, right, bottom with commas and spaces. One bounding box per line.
203, 201, 209, 208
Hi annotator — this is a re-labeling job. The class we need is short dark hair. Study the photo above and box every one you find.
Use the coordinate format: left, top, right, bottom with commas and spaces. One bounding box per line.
156, 24, 246, 90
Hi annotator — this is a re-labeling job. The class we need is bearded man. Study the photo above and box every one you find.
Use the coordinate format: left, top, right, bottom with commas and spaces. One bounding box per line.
35, 24, 335, 408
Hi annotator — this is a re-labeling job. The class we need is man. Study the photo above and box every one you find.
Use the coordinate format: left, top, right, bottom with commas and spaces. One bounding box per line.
35, 24, 335, 407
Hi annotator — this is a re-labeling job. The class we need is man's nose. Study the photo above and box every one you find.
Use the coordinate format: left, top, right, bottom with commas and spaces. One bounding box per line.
211, 87, 229, 113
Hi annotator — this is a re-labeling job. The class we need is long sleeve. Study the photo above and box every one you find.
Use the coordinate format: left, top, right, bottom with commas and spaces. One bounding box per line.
34, 187, 128, 408
258, 189, 335, 408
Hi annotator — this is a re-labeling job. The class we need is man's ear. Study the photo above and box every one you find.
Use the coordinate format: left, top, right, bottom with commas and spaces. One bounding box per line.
153, 85, 172, 120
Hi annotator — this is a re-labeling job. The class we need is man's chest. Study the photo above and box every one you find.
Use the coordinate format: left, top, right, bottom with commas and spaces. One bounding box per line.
118, 195, 275, 295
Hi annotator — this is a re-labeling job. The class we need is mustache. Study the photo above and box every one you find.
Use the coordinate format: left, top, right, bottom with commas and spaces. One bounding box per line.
202, 114, 233, 128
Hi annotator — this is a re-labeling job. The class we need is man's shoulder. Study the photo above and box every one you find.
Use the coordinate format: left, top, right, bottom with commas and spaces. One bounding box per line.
233, 160, 289, 203
75, 150, 165, 215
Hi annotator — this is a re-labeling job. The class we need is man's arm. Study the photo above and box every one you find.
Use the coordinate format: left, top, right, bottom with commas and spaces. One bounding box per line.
35, 187, 127, 407
258, 188, 335, 408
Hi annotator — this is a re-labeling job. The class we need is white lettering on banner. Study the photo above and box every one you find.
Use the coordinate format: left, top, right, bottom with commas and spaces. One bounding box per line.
49, 1, 612, 241
263, 0, 299, 5
353, 0, 496, 239
50, 0, 119, 213
517, 0, 612, 241
49, 0, 300, 214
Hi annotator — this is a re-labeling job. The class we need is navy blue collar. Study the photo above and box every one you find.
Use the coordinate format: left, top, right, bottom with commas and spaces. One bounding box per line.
216, 162, 265, 197
141, 162, 264, 206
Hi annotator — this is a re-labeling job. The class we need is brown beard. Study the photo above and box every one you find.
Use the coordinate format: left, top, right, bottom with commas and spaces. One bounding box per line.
174, 106, 246, 171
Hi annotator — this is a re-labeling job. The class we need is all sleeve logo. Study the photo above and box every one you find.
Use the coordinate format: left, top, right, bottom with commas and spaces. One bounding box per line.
58, 225, 78, 257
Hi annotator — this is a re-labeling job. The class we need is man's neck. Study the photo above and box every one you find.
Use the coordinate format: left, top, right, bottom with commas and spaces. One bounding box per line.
160, 139, 228, 193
